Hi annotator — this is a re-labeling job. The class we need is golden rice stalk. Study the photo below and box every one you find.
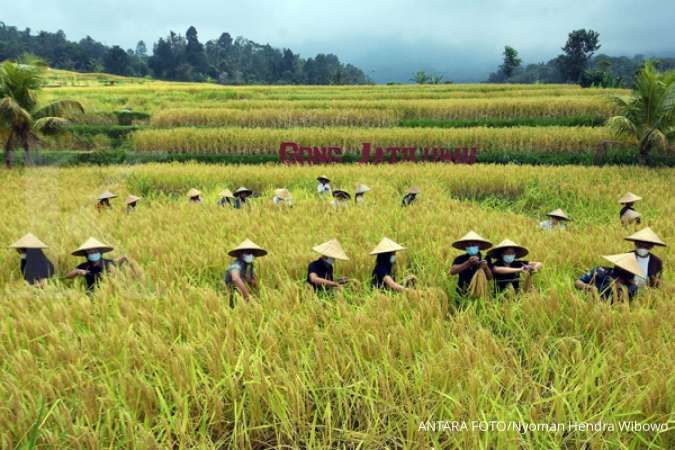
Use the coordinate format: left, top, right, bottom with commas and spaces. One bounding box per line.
468, 269, 489, 299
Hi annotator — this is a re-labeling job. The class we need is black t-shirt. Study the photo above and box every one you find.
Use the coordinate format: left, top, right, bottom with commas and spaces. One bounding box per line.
490, 259, 529, 292
401, 193, 416, 207
372, 263, 394, 289
619, 205, 634, 218
452, 253, 482, 294
307, 258, 333, 291
22, 249, 54, 285
77, 259, 115, 291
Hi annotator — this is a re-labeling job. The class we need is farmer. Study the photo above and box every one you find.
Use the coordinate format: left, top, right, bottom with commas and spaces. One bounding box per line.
330, 189, 351, 208
187, 188, 202, 203
66, 237, 128, 292
355, 184, 370, 204
487, 239, 543, 294
449, 231, 493, 296
224, 239, 267, 300
307, 239, 349, 292
233, 187, 253, 208
96, 191, 116, 211
624, 227, 665, 288
619, 192, 642, 221
317, 175, 331, 195
574, 253, 643, 302
217, 189, 235, 207
539, 208, 569, 230
620, 209, 641, 226
401, 187, 419, 207
9, 233, 54, 286
126, 195, 141, 213
370, 237, 415, 292
272, 188, 293, 206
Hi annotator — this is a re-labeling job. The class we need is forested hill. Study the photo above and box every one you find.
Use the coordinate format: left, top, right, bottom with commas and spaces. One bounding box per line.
0, 22, 370, 85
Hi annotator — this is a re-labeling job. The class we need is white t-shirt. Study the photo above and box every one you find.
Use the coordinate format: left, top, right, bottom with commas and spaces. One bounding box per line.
317, 182, 331, 194
635, 254, 650, 287
539, 220, 566, 231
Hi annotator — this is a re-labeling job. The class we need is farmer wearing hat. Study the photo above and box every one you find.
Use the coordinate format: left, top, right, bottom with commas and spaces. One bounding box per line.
619, 192, 642, 221
66, 237, 128, 291
9, 233, 54, 286
620, 209, 641, 226
370, 237, 415, 292
575, 253, 643, 301
330, 189, 351, 208
449, 231, 493, 296
625, 227, 665, 288
187, 188, 203, 204
224, 239, 267, 299
401, 187, 419, 207
233, 187, 253, 209
126, 195, 141, 213
355, 184, 370, 204
539, 209, 569, 231
217, 189, 235, 207
272, 188, 293, 207
487, 239, 543, 293
307, 239, 349, 292
96, 191, 117, 211
317, 175, 331, 195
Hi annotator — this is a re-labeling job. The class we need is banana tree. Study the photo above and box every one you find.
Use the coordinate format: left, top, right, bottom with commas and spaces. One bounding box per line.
0, 60, 84, 167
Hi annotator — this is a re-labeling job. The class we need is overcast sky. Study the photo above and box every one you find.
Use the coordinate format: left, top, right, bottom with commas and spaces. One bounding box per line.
3, 0, 674, 82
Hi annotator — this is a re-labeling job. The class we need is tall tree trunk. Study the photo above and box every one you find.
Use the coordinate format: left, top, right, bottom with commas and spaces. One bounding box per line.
22, 136, 32, 166
638, 141, 651, 165
4, 132, 13, 169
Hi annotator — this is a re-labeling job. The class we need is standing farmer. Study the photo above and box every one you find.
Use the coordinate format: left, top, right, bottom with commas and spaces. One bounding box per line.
317, 176, 331, 195
355, 184, 370, 204
218, 189, 235, 207
307, 239, 350, 292
401, 187, 419, 207
66, 237, 128, 292
618, 192, 642, 222
624, 227, 665, 288
9, 233, 54, 286
487, 239, 543, 294
126, 195, 141, 213
224, 239, 267, 300
96, 191, 116, 211
187, 188, 202, 204
233, 187, 253, 208
449, 231, 493, 297
370, 237, 414, 292
539, 208, 569, 231
330, 189, 351, 208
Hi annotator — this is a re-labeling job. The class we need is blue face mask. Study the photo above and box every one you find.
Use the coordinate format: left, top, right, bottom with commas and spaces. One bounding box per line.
87, 252, 102, 262
466, 246, 479, 256
503, 254, 516, 264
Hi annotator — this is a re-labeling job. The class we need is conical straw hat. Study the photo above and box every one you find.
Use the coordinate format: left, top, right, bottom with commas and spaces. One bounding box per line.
126, 195, 141, 205
317, 175, 330, 182
624, 227, 666, 247
602, 253, 645, 278
234, 186, 253, 196
355, 184, 370, 195
9, 233, 48, 249
72, 237, 114, 256
274, 188, 291, 200
98, 191, 117, 200
228, 239, 268, 257
332, 189, 351, 199
219, 189, 234, 198
187, 188, 201, 198
487, 239, 529, 259
546, 208, 569, 221
407, 187, 419, 194
452, 231, 492, 250
619, 192, 642, 204
312, 239, 349, 260
369, 237, 406, 255
620, 209, 641, 224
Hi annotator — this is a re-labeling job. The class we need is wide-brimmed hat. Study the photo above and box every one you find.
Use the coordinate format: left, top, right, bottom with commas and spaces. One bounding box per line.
355, 184, 370, 195
620, 209, 641, 224
219, 189, 234, 198
234, 187, 253, 197
332, 189, 351, 199
98, 191, 117, 200
9, 233, 48, 249
187, 188, 201, 198
407, 187, 419, 195
624, 227, 666, 247
228, 239, 268, 257
72, 237, 114, 256
312, 239, 349, 260
602, 253, 645, 278
452, 231, 492, 250
317, 175, 330, 182
619, 192, 642, 204
547, 208, 570, 221
486, 239, 529, 259
126, 195, 141, 205
369, 237, 406, 255
274, 188, 292, 200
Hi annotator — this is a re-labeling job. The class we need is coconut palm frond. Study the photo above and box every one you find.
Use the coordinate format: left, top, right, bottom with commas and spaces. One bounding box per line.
33, 100, 85, 119
0, 97, 32, 128
607, 115, 637, 138
33, 117, 71, 135
0, 61, 41, 111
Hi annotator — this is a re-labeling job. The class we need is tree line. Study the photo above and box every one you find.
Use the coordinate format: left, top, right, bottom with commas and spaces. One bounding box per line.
487, 29, 675, 87
0, 22, 369, 85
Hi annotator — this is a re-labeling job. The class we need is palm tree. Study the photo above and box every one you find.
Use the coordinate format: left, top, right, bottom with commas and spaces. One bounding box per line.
0, 59, 84, 168
608, 62, 674, 165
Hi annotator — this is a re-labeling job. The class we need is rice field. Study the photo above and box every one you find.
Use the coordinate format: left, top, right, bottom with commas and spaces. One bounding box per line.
1, 163, 673, 449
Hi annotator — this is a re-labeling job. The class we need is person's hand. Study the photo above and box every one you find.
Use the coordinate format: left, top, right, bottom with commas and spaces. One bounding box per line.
522, 265, 531, 273
337, 276, 349, 285
468, 256, 480, 265
77, 269, 89, 276
478, 260, 488, 269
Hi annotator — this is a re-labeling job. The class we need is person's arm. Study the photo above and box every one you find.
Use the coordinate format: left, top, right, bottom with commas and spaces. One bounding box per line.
574, 279, 593, 290
491, 266, 523, 275
229, 270, 250, 299
449, 256, 477, 275
309, 272, 341, 288
383, 275, 406, 292
249, 275, 258, 288
66, 268, 88, 279
480, 261, 493, 280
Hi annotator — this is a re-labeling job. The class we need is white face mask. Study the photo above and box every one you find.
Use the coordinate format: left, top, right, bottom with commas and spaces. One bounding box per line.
243, 253, 254, 263
325, 257, 335, 266
635, 248, 650, 257
503, 254, 516, 264
389, 255, 396, 264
